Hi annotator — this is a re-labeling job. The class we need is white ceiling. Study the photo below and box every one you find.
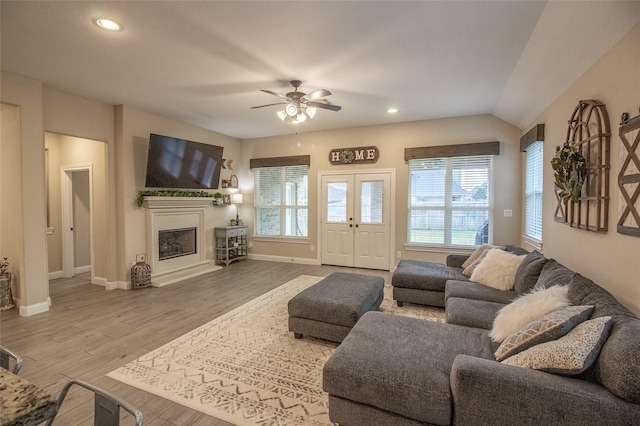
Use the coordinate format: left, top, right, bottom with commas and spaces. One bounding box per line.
2, 1, 639, 140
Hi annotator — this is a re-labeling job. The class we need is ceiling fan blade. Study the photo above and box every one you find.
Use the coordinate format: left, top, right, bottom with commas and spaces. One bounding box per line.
302, 89, 331, 102
260, 89, 290, 100
307, 101, 342, 112
250, 102, 287, 109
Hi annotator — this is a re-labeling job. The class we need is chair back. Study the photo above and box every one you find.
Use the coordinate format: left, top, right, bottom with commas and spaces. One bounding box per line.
46, 379, 143, 426
0, 345, 23, 374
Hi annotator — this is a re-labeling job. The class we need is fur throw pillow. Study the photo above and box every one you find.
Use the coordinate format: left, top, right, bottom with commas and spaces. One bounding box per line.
470, 248, 524, 291
490, 285, 570, 342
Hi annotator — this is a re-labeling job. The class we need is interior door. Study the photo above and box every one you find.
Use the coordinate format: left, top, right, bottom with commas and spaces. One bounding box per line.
321, 172, 391, 270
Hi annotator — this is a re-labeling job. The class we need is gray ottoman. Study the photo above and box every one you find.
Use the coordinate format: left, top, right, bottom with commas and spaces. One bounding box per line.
288, 272, 385, 343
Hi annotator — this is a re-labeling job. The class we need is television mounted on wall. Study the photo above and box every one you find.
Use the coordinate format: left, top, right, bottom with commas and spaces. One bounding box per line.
144, 133, 224, 190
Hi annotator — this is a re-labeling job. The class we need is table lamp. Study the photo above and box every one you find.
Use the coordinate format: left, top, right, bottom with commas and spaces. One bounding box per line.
232, 193, 243, 225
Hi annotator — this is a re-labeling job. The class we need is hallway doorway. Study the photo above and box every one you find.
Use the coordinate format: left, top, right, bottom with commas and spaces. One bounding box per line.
61, 166, 93, 278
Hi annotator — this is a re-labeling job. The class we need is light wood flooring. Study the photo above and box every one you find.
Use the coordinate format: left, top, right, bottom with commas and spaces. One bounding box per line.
0, 260, 392, 425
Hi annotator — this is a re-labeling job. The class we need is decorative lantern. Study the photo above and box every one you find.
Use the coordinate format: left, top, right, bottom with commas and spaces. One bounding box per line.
131, 260, 151, 289
0, 273, 15, 310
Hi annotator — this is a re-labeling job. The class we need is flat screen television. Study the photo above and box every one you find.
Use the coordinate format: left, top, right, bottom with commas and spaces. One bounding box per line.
144, 133, 224, 190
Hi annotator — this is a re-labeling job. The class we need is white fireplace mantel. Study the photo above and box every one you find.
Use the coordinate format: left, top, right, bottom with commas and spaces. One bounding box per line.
144, 198, 221, 287
143, 196, 214, 209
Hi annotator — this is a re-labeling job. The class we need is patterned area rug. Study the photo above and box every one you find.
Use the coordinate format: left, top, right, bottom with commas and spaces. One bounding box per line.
107, 275, 444, 425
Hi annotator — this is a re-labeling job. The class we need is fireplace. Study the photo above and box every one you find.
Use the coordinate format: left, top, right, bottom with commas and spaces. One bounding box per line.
144, 198, 220, 286
158, 227, 197, 261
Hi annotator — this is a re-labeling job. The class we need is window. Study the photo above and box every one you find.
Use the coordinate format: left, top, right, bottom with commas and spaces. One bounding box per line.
408, 155, 492, 247
525, 141, 543, 241
254, 165, 308, 237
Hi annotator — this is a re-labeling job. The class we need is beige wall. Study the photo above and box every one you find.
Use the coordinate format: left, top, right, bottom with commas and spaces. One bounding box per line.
0, 72, 48, 313
116, 106, 242, 283
242, 114, 524, 265
522, 22, 640, 314
0, 104, 23, 300
45, 133, 108, 278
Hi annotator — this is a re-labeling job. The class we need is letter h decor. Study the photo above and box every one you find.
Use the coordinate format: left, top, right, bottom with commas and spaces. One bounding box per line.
554, 100, 611, 232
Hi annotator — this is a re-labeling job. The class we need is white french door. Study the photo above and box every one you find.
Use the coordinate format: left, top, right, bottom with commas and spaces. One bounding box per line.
320, 171, 392, 270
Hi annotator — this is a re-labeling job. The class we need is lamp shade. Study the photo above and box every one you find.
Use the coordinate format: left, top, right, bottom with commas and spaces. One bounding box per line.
231, 193, 243, 204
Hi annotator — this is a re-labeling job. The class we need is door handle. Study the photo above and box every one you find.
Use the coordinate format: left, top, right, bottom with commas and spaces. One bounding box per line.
355, 224, 359, 228
349, 224, 353, 228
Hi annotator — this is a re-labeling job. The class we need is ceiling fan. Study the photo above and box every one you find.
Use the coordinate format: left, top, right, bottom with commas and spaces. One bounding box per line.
251, 80, 341, 123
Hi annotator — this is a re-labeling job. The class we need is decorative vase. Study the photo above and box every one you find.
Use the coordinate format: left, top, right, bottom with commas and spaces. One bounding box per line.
0, 274, 15, 310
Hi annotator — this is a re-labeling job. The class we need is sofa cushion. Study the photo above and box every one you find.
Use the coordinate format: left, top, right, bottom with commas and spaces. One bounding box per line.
494, 305, 594, 361
470, 249, 525, 291
392, 259, 466, 292
502, 316, 612, 376
446, 297, 504, 330
513, 250, 548, 295
504, 244, 529, 256
535, 258, 575, 289
490, 285, 570, 342
567, 273, 635, 322
445, 280, 516, 305
595, 318, 640, 403
323, 311, 494, 425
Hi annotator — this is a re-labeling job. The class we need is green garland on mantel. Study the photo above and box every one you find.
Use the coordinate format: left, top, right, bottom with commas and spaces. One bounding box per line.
136, 190, 215, 207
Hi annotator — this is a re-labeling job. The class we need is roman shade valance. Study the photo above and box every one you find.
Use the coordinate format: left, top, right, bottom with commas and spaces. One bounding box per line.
249, 155, 311, 169
404, 141, 500, 162
520, 124, 545, 152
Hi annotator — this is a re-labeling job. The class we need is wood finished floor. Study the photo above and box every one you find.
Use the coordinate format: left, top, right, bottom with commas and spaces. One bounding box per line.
0, 260, 392, 425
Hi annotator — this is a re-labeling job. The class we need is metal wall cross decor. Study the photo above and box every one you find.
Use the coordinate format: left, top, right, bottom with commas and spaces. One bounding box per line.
618, 110, 640, 237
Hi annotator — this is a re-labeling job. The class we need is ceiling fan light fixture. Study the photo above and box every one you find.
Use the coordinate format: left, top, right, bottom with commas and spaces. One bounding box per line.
277, 110, 287, 121
296, 112, 307, 123
306, 107, 317, 119
285, 103, 298, 116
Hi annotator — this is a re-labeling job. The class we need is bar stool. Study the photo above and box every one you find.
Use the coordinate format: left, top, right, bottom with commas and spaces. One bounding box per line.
46, 379, 143, 426
0, 345, 22, 374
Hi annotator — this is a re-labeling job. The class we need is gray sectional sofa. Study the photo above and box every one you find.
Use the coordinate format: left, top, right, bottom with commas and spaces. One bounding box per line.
391, 245, 528, 308
323, 249, 640, 425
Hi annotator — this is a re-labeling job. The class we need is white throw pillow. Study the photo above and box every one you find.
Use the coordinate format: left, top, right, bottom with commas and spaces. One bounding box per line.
469, 248, 525, 291
489, 285, 570, 342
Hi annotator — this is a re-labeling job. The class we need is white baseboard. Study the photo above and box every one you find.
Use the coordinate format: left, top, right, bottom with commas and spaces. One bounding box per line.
18, 297, 51, 316
247, 254, 320, 265
90, 275, 122, 290
49, 270, 63, 280
75, 265, 92, 274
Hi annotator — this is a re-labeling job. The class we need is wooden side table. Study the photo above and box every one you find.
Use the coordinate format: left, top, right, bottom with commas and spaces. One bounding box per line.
215, 226, 248, 266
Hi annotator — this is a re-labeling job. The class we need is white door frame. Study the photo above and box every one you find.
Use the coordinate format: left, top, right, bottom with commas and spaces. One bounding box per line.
318, 168, 396, 270
61, 164, 94, 279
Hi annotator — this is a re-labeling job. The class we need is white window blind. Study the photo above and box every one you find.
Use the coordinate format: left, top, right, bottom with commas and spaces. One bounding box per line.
525, 141, 543, 241
408, 155, 492, 247
254, 165, 308, 237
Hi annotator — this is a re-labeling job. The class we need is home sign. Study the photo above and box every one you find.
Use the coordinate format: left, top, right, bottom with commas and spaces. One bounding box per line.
329, 146, 379, 165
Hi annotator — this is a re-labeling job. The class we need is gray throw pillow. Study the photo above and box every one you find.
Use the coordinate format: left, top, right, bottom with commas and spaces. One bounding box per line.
513, 250, 547, 295
461, 244, 504, 270
595, 319, 640, 403
494, 305, 594, 361
502, 316, 612, 375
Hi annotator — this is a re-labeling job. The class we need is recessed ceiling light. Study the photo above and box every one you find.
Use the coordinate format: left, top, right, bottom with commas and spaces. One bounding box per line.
387, 108, 398, 114
96, 18, 121, 31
